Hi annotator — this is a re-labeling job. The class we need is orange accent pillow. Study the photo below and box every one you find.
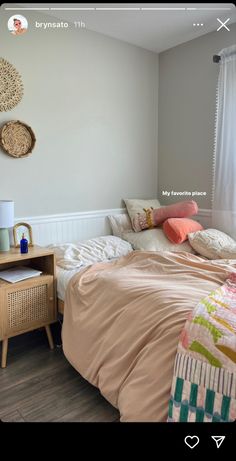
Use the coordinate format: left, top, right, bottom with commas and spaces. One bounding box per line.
163, 218, 203, 244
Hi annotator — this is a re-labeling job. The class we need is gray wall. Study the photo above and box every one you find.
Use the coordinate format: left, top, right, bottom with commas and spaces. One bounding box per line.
0, 11, 158, 217
158, 24, 236, 208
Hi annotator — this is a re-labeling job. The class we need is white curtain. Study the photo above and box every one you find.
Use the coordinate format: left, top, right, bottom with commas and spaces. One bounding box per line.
212, 44, 236, 239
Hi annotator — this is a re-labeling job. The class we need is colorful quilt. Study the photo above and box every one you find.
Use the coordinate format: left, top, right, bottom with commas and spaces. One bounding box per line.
168, 272, 236, 422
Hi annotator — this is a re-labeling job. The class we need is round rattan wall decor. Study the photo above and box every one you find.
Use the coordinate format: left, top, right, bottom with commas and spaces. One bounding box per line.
0, 120, 36, 158
0, 58, 24, 112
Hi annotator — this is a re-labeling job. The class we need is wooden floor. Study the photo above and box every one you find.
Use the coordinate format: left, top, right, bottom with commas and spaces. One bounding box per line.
0, 323, 120, 422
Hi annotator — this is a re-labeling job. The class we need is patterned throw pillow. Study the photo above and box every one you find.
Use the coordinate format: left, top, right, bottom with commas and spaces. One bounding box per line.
124, 199, 161, 231
188, 228, 236, 259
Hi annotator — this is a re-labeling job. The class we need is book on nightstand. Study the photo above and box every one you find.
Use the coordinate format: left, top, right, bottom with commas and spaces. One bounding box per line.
0, 266, 42, 283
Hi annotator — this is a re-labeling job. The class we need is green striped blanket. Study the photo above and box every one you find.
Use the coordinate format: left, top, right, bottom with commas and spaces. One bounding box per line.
168, 272, 236, 422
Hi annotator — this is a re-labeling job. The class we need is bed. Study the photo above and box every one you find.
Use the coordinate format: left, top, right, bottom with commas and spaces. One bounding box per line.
55, 216, 196, 314
61, 249, 236, 421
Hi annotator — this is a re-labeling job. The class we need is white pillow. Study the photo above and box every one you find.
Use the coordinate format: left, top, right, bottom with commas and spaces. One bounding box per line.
122, 228, 195, 253
48, 236, 133, 269
188, 228, 236, 259
108, 213, 132, 238
124, 198, 161, 223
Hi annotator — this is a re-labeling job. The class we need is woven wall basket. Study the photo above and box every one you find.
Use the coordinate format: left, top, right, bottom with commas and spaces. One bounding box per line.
0, 120, 36, 158
0, 58, 24, 112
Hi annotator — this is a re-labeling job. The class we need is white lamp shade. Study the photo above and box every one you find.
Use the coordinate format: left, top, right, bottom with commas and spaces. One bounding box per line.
0, 200, 14, 228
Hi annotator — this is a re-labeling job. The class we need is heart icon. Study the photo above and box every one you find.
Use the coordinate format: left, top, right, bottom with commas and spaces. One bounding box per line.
184, 435, 200, 449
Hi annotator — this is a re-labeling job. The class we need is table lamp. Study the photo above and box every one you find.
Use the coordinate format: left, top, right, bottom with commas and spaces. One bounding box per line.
0, 200, 14, 251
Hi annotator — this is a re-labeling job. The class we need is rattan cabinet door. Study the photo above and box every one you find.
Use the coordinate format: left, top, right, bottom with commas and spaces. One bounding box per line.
1, 275, 56, 339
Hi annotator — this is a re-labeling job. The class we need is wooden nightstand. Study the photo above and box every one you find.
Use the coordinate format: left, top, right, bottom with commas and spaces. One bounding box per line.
0, 246, 57, 368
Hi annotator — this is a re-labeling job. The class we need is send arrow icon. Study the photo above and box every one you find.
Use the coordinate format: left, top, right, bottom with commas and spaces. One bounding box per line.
211, 436, 225, 448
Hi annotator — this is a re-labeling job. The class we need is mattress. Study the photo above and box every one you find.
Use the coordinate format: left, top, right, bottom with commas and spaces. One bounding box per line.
56, 266, 83, 301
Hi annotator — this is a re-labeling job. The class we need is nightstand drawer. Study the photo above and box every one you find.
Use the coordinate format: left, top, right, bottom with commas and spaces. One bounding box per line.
0, 275, 56, 339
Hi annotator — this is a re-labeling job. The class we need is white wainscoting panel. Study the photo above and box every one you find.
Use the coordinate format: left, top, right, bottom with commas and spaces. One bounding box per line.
13, 207, 212, 247
194, 209, 212, 228
14, 208, 125, 246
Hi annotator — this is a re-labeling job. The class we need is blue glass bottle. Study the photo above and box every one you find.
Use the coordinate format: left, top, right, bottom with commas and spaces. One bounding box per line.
20, 233, 28, 254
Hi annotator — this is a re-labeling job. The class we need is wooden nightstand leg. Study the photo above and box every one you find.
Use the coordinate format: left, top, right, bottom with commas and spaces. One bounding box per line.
45, 325, 54, 350
1, 339, 8, 368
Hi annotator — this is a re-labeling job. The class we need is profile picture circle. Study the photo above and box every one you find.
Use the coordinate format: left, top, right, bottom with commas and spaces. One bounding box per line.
8, 15, 28, 35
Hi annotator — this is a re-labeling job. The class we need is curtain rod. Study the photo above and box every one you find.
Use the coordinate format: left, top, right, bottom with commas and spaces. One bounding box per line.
213, 55, 221, 63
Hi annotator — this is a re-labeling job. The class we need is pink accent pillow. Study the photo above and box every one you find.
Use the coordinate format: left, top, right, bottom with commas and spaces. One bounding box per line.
132, 200, 198, 232
163, 218, 203, 244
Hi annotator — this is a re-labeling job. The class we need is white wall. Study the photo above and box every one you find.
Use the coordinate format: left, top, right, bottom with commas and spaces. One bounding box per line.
0, 10, 158, 217
158, 24, 236, 208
